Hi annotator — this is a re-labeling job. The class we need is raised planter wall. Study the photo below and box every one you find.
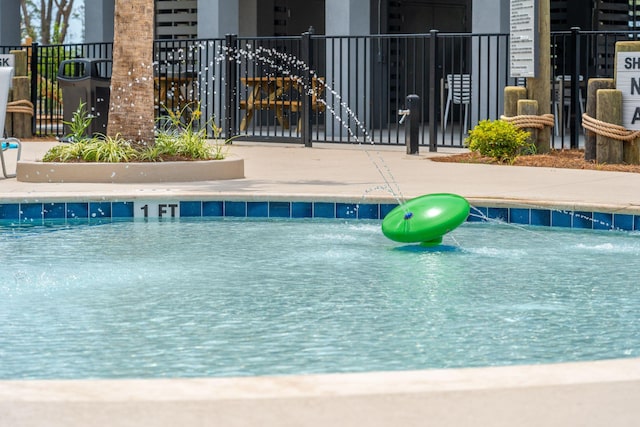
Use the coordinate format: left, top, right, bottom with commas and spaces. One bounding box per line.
16, 157, 244, 183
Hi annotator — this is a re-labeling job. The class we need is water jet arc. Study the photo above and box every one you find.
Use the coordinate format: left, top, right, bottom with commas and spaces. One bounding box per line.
382, 193, 470, 246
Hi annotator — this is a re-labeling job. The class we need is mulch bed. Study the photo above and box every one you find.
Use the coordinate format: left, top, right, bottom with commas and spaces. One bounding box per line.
430, 150, 640, 173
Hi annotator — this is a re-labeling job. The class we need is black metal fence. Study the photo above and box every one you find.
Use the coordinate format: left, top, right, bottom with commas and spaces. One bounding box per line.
3, 29, 640, 149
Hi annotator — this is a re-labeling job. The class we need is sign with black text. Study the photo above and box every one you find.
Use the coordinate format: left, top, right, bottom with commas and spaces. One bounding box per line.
616, 52, 640, 130
0, 54, 15, 68
510, 0, 538, 78
134, 202, 180, 219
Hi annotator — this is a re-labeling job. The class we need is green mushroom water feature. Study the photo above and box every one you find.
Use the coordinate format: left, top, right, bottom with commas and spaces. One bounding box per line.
382, 193, 471, 246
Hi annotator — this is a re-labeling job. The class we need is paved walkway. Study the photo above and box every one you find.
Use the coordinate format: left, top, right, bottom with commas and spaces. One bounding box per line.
2, 140, 640, 212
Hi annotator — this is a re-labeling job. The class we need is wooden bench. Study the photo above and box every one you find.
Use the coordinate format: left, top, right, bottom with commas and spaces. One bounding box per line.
239, 77, 325, 132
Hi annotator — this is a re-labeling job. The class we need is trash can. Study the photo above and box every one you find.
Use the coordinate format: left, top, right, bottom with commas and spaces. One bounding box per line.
57, 58, 112, 137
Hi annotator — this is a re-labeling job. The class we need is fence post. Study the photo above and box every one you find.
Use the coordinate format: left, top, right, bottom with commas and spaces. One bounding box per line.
300, 27, 315, 148
570, 27, 581, 149
30, 42, 38, 135
428, 30, 439, 152
405, 94, 420, 154
224, 34, 237, 140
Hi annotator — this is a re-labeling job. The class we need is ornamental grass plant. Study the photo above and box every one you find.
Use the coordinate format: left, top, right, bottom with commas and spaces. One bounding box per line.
42, 102, 230, 163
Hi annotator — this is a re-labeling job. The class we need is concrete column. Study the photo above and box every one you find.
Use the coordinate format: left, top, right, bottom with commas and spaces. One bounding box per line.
197, 0, 239, 136
325, 0, 370, 139
325, 0, 369, 37
239, 0, 258, 37
471, 0, 510, 128
84, 0, 115, 43
198, 0, 239, 38
0, 1, 21, 45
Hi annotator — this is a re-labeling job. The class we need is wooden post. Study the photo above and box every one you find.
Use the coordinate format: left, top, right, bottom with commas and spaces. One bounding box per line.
526, 0, 551, 154
504, 86, 528, 117
518, 99, 539, 148
11, 50, 27, 77
585, 78, 615, 161
596, 89, 623, 164
6, 49, 32, 138
625, 135, 640, 165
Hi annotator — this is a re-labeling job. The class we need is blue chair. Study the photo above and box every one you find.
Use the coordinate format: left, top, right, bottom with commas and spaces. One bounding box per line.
0, 67, 22, 178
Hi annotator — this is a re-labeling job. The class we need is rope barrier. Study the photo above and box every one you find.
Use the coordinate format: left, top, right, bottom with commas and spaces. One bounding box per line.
6, 100, 34, 116
500, 114, 555, 129
582, 113, 640, 142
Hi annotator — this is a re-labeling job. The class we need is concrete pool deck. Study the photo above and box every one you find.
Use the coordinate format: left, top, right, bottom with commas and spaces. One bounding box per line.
3, 140, 640, 212
1, 140, 640, 426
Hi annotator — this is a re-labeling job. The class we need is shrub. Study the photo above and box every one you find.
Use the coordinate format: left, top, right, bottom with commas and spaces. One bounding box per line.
43, 102, 231, 163
465, 119, 534, 163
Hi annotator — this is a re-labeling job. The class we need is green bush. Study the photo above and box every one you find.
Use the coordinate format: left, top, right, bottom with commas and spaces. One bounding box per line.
43, 102, 231, 163
464, 119, 534, 163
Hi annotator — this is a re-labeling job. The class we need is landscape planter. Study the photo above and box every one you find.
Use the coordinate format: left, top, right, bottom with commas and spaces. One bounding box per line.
16, 156, 244, 183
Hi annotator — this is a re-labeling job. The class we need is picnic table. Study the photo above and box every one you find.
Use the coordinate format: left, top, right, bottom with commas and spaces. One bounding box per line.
239, 76, 325, 131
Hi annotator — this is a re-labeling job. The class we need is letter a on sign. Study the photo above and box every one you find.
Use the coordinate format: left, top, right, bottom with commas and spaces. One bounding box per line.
617, 52, 640, 130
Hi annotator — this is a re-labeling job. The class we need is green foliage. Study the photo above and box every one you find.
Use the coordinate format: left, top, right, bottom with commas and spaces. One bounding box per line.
465, 119, 535, 163
81, 135, 138, 163
43, 102, 231, 163
41, 136, 137, 163
152, 102, 230, 161
62, 101, 92, 142
37, 45, 84, 116
41, 140, 87, 162
21, 0, 80, 44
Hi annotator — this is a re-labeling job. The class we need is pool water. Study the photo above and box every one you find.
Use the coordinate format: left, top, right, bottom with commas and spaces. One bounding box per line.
0, 218, 638, 380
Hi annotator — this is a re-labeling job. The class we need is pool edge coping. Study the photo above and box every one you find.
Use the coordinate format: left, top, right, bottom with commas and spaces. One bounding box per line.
1, 357, 639, 426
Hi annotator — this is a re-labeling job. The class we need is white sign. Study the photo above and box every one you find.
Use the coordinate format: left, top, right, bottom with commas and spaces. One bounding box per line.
616, 52, 640, 130
0, 54, 15, 68
510, 0, 538, 78
134, 201, 180, 219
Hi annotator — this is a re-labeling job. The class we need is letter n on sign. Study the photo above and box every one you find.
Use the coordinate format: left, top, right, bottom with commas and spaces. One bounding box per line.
617, 52, 640, 130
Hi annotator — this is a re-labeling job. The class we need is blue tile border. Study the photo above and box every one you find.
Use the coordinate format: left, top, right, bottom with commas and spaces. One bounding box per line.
0, 200, 637, 232
531, 209, 551, 227
292, 202, 312, 218
44, 202, 66, 220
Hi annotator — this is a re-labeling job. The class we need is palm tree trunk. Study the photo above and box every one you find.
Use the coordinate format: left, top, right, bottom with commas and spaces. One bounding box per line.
107, 0, 155, 144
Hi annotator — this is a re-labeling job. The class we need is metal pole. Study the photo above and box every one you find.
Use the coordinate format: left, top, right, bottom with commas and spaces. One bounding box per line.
224, 34, 237, 140
30, 42, 38, 135
570, 27, 581, 150
405, 94, 420, 154
428, 30, 438, 152
301, 27, 315, 147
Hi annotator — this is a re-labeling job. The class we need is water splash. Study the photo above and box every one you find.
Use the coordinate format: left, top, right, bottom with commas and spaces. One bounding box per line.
217, 44, 408, 207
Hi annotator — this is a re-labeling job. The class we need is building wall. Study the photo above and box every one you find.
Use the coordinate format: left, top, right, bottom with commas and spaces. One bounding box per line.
157, 0, 197, 39
11, 1, 640, 46
0, 2, 21, 46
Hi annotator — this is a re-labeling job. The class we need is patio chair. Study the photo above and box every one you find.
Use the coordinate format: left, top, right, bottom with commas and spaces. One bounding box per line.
443, 74, 471, 132
0, 67, 22, 178
553, 75, 584, 136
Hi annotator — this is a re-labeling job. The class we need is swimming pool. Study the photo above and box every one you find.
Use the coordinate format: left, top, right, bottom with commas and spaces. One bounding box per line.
1, 217, 638, 380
